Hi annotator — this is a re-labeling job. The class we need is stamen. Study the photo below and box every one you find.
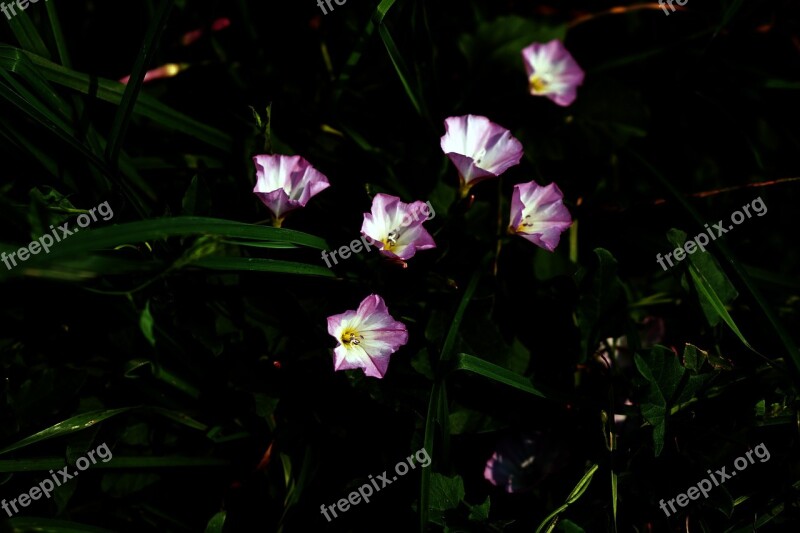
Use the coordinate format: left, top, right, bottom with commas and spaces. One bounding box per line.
342, 332, 363, 346
529, 75, 548, 94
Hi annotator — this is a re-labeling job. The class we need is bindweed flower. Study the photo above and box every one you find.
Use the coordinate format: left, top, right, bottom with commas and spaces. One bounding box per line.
327, 294, 409, 379
521, 40, 585, 107
253, 154, 330, 226
509, 181, 572, 252
361, 193, 436, 262
440, 115, 524, 198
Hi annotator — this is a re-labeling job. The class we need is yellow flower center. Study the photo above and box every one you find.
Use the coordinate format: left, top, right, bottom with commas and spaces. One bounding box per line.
529, 75, 548, 94
516, 214, 536, 233
383, 230, 399, 251
341, 329, 364, 347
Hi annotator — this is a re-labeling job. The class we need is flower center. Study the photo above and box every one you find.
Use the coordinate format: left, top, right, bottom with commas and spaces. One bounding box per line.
517, 214, 536, 232
384, 230, 400, 251
529, 75, 548, 94
341, 329, 364, 347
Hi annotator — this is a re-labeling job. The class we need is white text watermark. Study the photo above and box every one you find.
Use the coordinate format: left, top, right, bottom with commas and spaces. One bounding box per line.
1, 201, 114, 271
656, 196, 767, 272
320, 447, 432, 522
2, 442, 113, 517
659, 442, 770, 517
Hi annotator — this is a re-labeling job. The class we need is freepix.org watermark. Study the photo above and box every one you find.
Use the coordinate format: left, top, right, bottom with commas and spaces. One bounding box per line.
1, 201, 114, 271
659, 0, 688, 16
1, 0, 49, 22
320, 447, 432, 522
656, 196, 767, 272
316, 0, 347, 16
320, 200, 435, 268
659, 442, 770, 517
2, 442, 113, 517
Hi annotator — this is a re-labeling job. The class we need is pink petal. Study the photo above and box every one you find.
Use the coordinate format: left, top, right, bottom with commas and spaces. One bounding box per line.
440, 115, 523, 186
510, 181, 572, 252
521, 40, 585, 107
252, 154, 330, 219
326, 295, 409, 379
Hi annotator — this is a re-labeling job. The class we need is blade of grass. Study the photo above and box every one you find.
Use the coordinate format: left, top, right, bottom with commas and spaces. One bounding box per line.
23, 217, 328, 264
454, 353, 548, 398
9, 518, 116, 533
205, 512, 227, 533
45, 0, 71, 67
0, 46, 232, 150
420, 265, 484, 532
377, 24, 424, 117
535, 464, 600, 533
0, 456, 230, 472
0, 408, 133, 455
192, 257, 337, 278
106, 0, 175, 166
5, 7, 51, 59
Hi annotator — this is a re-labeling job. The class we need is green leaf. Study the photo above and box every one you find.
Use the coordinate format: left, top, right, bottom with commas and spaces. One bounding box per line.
0, 457, 229, 472
0, 46, 232, 150
448, 406, 503, 435
9, 518, 117, 533
6, 7, 51, 59
688, 264, 756, 352
635, 348, 682, 456
429, 473, 465, 514
611, 470, 618, 532
205, 511, 227, 533
140, 301, 156, 347
106, 0, 175, 165
182, 175, 211, 216
9, 217, 327, 269
634, 345, 713, 456
667, 229, 738, 327
45, 0, 71, 67
454, 353, 547, 398
558, 519, 586, 533
535, 464, 599, 533
467, 496, 490, 522
0, 408, 133, 455
378, 24, 424, 117
191, 257, 336, 278
683, 343, 703, 373
575, 248, 626, 363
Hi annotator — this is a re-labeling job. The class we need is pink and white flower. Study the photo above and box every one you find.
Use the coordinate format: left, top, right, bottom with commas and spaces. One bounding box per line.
327, 294, 409, 379
253, 154, 330, 225
509, 181, 572, 252
361, 193, 436, 261
440, 115, 524, 197
521, 40, 585, 107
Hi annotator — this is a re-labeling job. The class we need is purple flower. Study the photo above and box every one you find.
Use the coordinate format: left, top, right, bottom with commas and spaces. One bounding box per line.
326, 294, 409, 379
509, 181, 572, 252
253, 154, 330, 226
440, 115, 524, 197
361, 193, 436, 261
521, 40, 585, 107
